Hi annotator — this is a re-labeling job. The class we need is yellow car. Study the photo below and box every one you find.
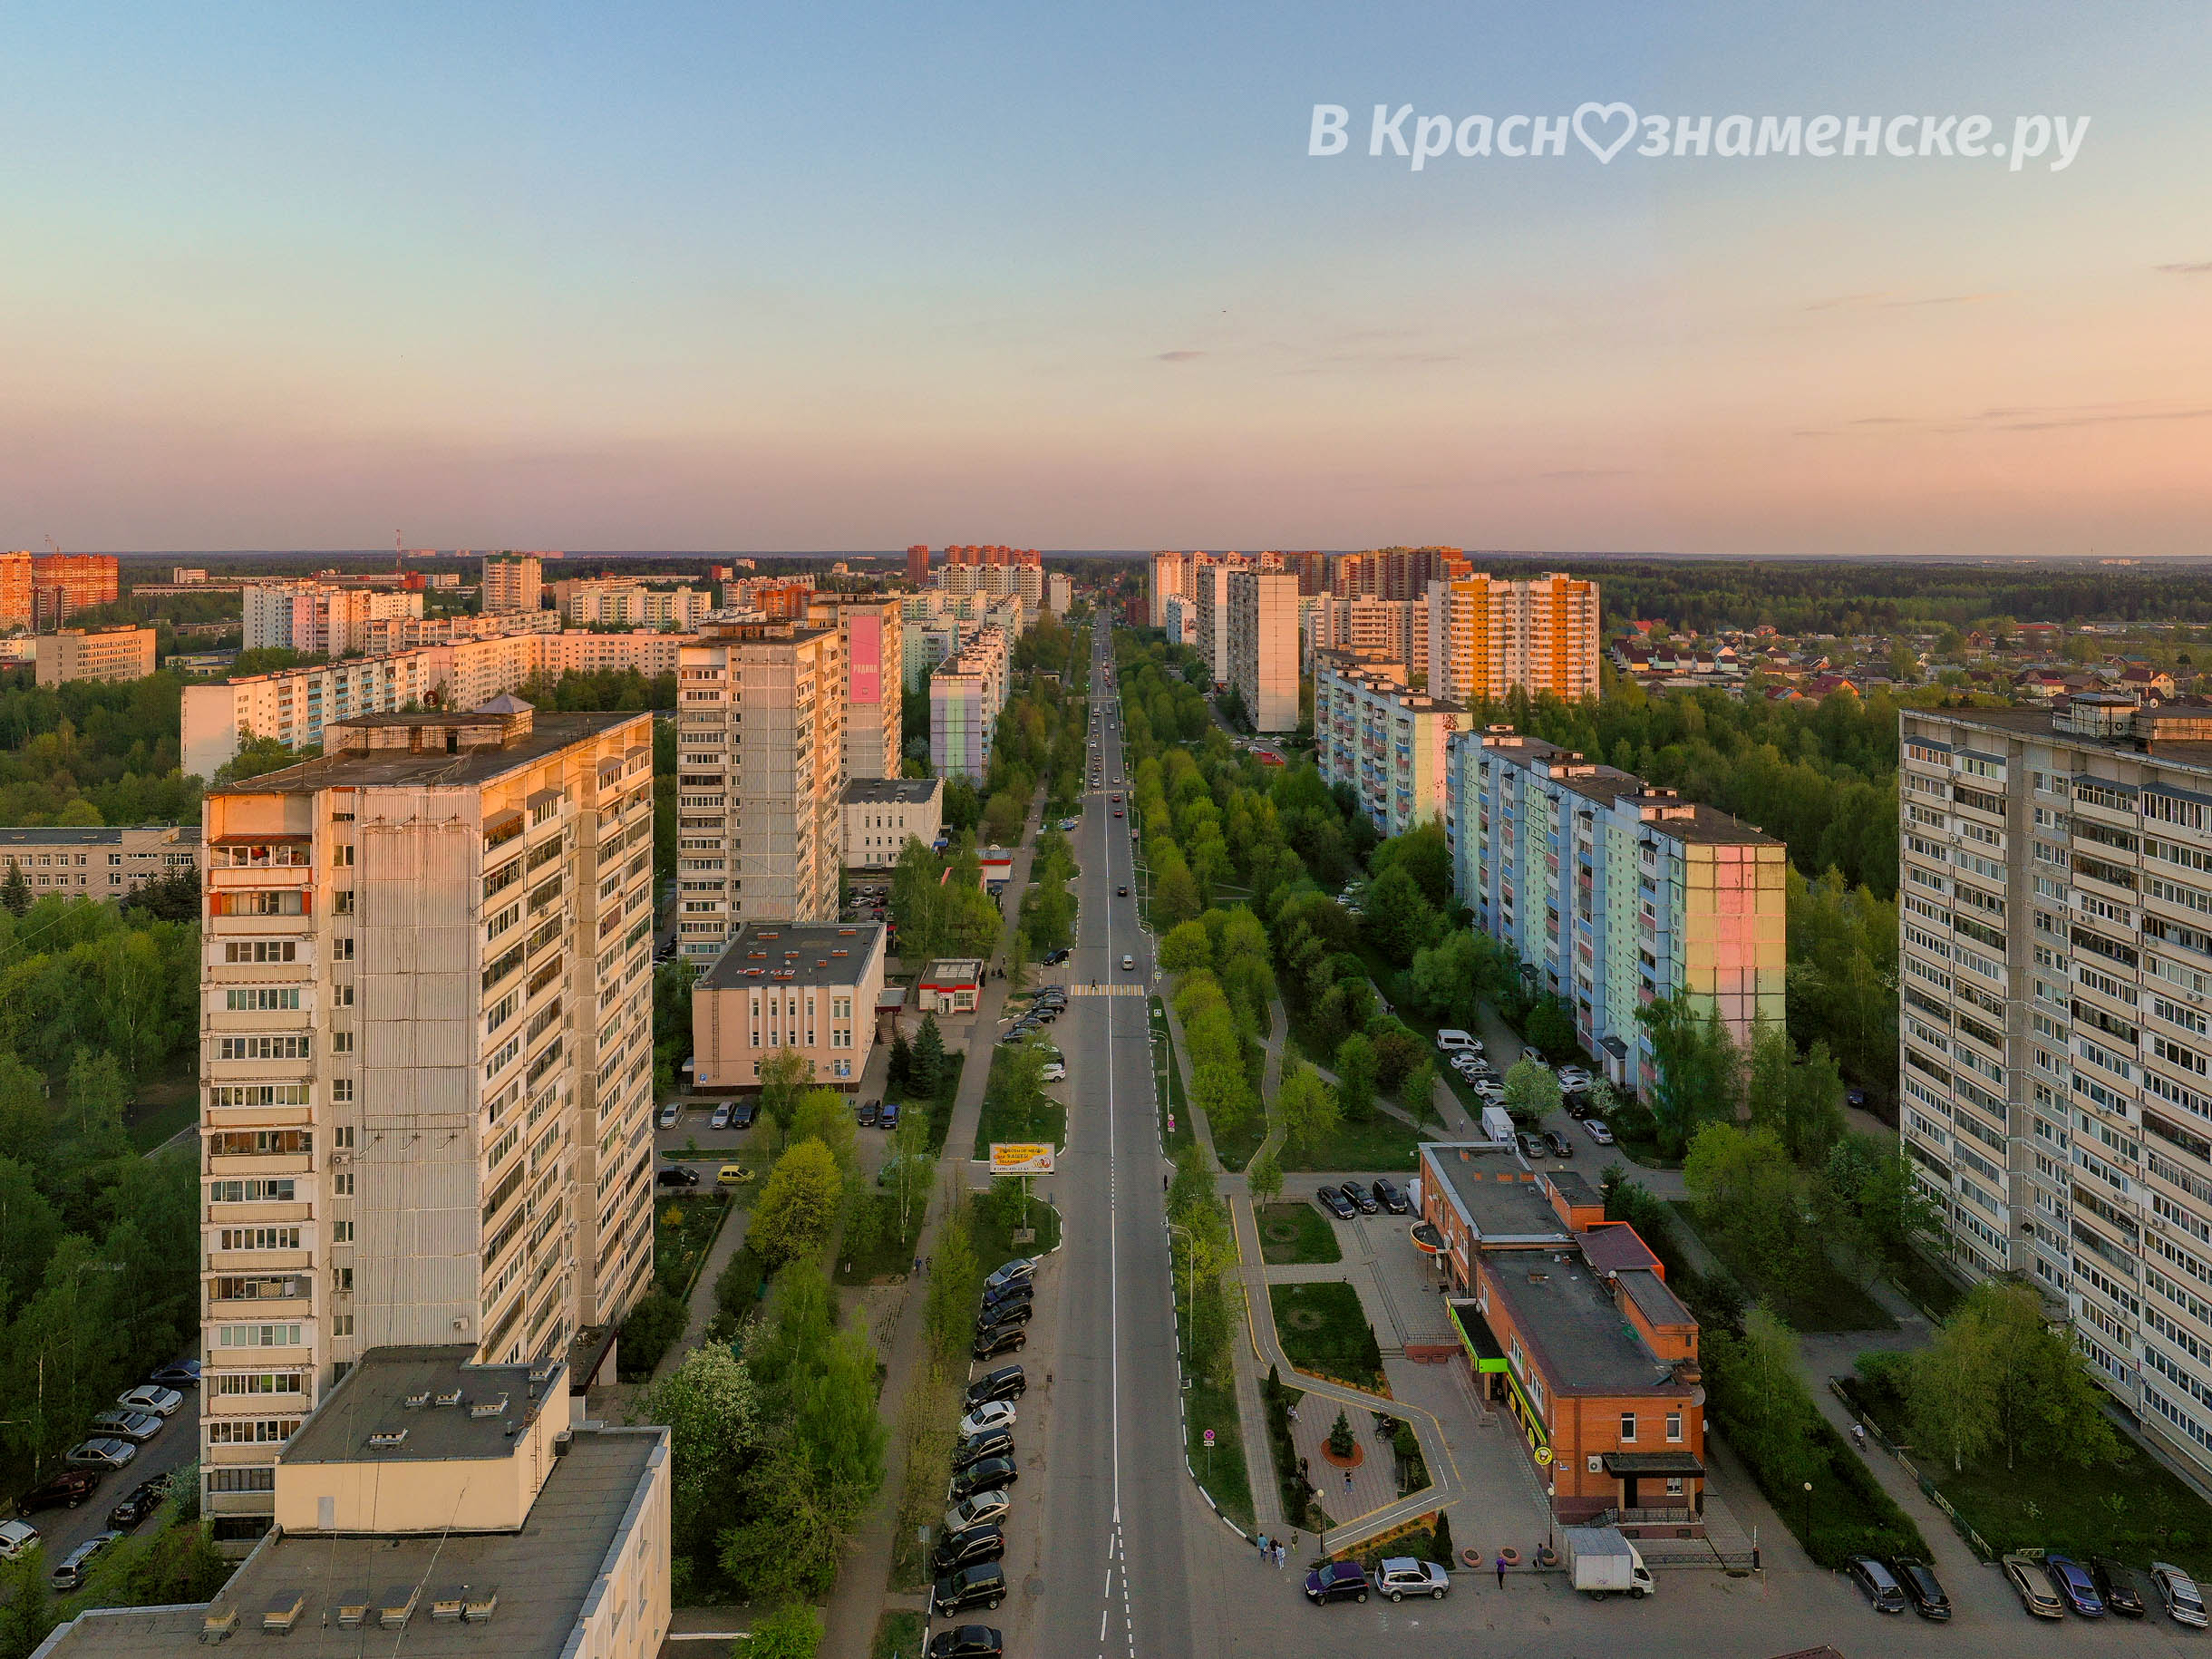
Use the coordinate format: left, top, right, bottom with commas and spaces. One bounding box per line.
716, 1164, 754, 1188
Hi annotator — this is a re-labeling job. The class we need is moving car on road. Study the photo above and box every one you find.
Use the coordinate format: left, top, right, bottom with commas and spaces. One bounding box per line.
1315, 1187, 1356, 1220
1121, 954, 1135, 970
1117, 885, 1129, 897
1304, 1562, 1370, 1605
2003, 1553, 2064, 1618
1377, 1558, 1450, 1601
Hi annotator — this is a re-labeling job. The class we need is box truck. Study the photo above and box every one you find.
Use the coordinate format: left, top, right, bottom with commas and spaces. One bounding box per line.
1563, 1527, 1654, 1599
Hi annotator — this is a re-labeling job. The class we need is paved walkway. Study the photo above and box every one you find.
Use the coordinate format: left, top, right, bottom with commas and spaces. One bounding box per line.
818, 791, 1047, 1657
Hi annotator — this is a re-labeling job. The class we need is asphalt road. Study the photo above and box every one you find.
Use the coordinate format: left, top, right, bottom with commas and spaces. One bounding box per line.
17, 1366, 200, 1563
1025, 621, 1195, 1659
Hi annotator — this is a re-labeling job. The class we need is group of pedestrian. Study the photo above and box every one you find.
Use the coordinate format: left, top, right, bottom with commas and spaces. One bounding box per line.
1254, 1531, 1295, 1569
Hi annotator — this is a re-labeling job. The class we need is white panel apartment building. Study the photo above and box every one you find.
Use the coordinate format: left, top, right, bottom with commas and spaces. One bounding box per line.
1303, 594, 1430, 685
1226, 569, 1300, 732
672, 619, 845, 960
930, 626, 1011, 783
196, 702, 656, 1541
807, 592, 904, 781
243, 584, 424, 655
1312, 651, 1471, 838
1191, 562, 1235, 686
481, 555, 545, 615
1898, 698, 2212, 1480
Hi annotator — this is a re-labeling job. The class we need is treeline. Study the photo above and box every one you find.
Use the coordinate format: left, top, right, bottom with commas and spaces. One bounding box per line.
890, 839, 1005, 964
0, 671, 199, 826
517, 665, 675, 712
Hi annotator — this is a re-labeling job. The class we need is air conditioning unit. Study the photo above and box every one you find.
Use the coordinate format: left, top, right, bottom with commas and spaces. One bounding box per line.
1586, 1455, 1603, 1474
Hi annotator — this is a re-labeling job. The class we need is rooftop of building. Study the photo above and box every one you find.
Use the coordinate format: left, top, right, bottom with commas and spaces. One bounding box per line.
1906, 700, 2212, 771
1468, 727, 1781, 847
208, 709, 645, 797
1478, 1251, 1688, 1398
0, 825, 199, 846
280, 1347, 561, 1467
1577, 1223, 1662, 1276
1615, 1265, 1696, 1333
918, 956, 985, 986
1421, 1144, 1572, 1247
700, 922, 887, 990
29, 1429, 661, 1659
841, 777, 942, 807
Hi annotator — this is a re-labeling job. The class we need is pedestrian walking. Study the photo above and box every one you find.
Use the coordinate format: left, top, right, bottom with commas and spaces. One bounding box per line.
1344, 1468, 1353, 1494
1275, 1542, 1285, 1569
1285, 1403, 1298, 1425
1289, 1530, 1299, 1556
1256, 1532, 1269, 1562
1494, 1555, 1507, 1589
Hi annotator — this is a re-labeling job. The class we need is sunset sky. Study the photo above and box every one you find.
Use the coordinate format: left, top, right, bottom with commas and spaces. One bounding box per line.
5, 2, 2208, 556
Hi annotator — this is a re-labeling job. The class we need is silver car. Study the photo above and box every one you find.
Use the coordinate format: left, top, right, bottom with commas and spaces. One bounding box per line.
87, 1411, 163, 1445
67, 1439, 137, 1471
1377, 1557, 1450, 1601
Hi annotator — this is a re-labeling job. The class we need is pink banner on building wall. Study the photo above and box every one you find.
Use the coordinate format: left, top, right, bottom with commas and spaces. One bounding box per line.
849, 613, 881, 705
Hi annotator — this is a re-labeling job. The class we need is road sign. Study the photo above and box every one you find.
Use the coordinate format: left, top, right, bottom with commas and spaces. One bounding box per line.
1203, 1429, 1215, 1448
989, 1142, 1055, 1175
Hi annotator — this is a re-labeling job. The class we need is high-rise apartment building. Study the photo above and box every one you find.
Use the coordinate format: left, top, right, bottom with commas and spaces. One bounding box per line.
35, 625, 157, 686
1449, 727, 1785, 1093
196, 700, 657, 1538
549, 579, 713, 632
1150, 550, 1188, 628
0, 550, 120, 629
1046, 572, 1072, 614
1191, 563, 1235, 685
1313, 653, 1473, 838
244, 583, 424, 655
930, 626, 1011, 783
1226, 569, 1300, 732
672, 618, 844, 959
907, 544, 931, 586
807, 592, 904, 780
481, 554, 545, 615
1895, 699, 2212, 1481
1302, 595, 1431, 684
1426, 571, 1601, 704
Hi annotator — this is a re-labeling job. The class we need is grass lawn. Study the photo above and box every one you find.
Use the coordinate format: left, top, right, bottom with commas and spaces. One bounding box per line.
1256, 1201, 1343, 1266
1213, 1114, 1266, 1173
1280, 1111, 1426, 1174
972, 1046, 1069, 1159
1270, 1282, 1386, 1393
652, 1192, 732, 1301
127, 1097, 197, 1154
1186, 1332, 1254, 1531
1888, 1246, 1966, 1321
969, 1187, 1062, 1278
1668, 1199, 1895, 1333
833, 1190, 922, 1287
1150, 996, 1197, 1159
871, 1611, 925, 1659
1852, 1368, 2212, 1577
920, 1052, 965, 1156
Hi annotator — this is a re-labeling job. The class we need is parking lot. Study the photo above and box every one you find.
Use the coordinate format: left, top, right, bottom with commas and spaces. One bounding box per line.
9, 1362, 202, 1569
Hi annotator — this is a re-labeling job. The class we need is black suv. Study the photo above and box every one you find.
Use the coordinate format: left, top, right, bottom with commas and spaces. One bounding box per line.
1543, 1130, 1575, 1159
1340, 1181, 1379, 1215
948, 1457, 1018, 1502
933, 1562, 1009, 1616
973, 1326, 1026, 1361
965, 1365, 1026, 1409
953, 1429, 1015, 1472
1371, 1179, 1409, 1215
1888, 1557, 1951, 1620
980, 1279, 1033, 1315
1304, 1562, 1370, 1605
927, 1627, 1003, 1659
975, 1301, 1033, 1334
107, 1480, 165, 1529
655, 1166, 701, 1188
2090, 1557, 2146, 1618
933, 1523, 1005, 1576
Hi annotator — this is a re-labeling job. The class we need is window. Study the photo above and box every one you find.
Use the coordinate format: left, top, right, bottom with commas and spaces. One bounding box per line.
1619, 1412, 1637, 1442
329, 1078, 353, 1102
209, 1084, 310, 1108
334, 1171, 354, 1196
209, 1130, 312, 1157
333, 936, 354, 961
217, 1227, 302, 1251
225, 987, 301, 1012
212, 890, 307, 917
217, 1034, 312, 1061
206, 1467, 276, 1493
332, 1313, 354, 1337
1665, 1412, 1683, 1441
215, 1324, 303, 1348
213, 1372, 303, 1396
207, 1179, 297, 1204
332, 1221, 354, 1243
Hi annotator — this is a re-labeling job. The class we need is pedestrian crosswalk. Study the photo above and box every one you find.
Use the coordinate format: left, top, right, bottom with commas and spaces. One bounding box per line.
1053, 982, 1146, 996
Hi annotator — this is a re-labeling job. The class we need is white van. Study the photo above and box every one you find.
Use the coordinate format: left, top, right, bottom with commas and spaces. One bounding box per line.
1435, 1029, 1479, 1053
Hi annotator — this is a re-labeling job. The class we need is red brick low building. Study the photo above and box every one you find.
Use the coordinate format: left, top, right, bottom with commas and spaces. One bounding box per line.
1417, 1142, 1707, 1534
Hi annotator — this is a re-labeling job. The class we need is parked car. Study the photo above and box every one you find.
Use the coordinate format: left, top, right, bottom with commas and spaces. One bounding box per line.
108, 1480, 166, 1530
965, 1365, 1026, 1409
1315, 1188, 1356, 1220
67, 1439, 137, 1471
1371, 1178, 1409, 1215
1847, 1556, 1907, 1614
116, 1386, 183, 1419
16, 1471, 99, 1512
1557, 1067, 1593, 1091
932, 1562, 1009, 1616
1376, 1557, 1450, 1601
932, 1523, 1006, 1575
879, 1101, 901, 1130
2089, 1557, 2145, 1618
944, 1490, 1012, 1536
656, 1166, 701, 1188
0, 1519, 37, 1562
979, 1280, 1033, 1315
2152, 1561, 2208, 1626
1433, 1029, 1479, 1053
952, 1430, 1015, 1472
985, 1257, 1036, 1291
2003, 1553, 2064, 1618
709, 1102, 732, 1131
856, 1100, 881, 1127
87, 1411, 163, 1445
656, 1102, 681, 1130
1040, 1063, 1066, 1082
1304, 1561, 1371, 1605
1518, 1132, 1548, 1161
927, 1625, 1002, 1659
1584, 1120, 1615, 1146
1562, 1090, 1594, 1119
1340, 1181, 1379, 1215
726, 1101, 760, 1130
2046, 1554, 2105, 1615
49, 1532, 121, 1593
972, 1325, 1027, 1362
1543, 1130, 1575, 1159
1888, 1557, 1951, 1620
958, 1401, 1017, 1439
975, 1302, 1032, 1335
948, 1457, 1018, 1503
715, 1164, 752, 1188
148, 1360, 200, 1390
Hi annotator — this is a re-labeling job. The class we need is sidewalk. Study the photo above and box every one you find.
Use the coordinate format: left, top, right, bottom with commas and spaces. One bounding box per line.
818, 790, 1047, 1657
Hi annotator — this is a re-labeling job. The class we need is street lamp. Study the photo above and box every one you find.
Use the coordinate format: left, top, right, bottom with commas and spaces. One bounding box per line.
1801, 1480, 1813, 1544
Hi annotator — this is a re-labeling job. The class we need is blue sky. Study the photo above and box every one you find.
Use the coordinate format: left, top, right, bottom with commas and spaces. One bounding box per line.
3, 2, 2207, 554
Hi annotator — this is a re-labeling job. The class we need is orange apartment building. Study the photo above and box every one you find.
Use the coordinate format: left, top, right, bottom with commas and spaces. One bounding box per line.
1416, 1143, 1707, 1535
1, 551, 121, 629
1425, 570, 1601, 703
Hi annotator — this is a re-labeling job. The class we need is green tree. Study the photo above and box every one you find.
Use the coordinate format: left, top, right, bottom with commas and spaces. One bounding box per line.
747, 1140, 843, 1270
1524, 996, 1577, 1061
889, 1110, 933, 1244
1907, 1304, 2002, 1473
787, 1089, 857, 1174
1247, 1144, 1284, 1206
886, 1032, 913, 1095
742, 1604, 822, 1659
616, 1290, 690, 1378
0, 1549, 53, 1659
910, 1014, 948, 1097
1636, 993, 1744, 1157
1159, 920, 1213, 975
640, 1342, 762, 1569
0, 864, 28, 917
1361, 866, 1439, 965
795, 1324, 888, 1516
757, 1047, 815, 1132
1499, 1055, 1560, 1126
1007, 927, 1030, 992
1401, 1057, 1440, 1130
1334, 1033, 1377, 1123
1276, 1062, 1340, 1156
719, 1441, 845, 1601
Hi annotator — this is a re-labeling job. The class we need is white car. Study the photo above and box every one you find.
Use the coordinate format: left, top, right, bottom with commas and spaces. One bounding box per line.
2154, 1561, 2209, 1627
1121, 955, 1135, 971
0, 1520, 38, 1563
957, 1400, 1018, 1439
1040, 1063, 1066, 1082
67, 1439, 137, 1471
944, 1489, 1013, 1536
1557, 1067, 1593, 1091
1471, 1081, 1504, 1101
1584, 1119, 1616, 1146
1377, 1557, 1451, 1601
117, 1385, 183, 1419
709, 1102, 732, 1130
656, 1103, 681, 1130
1434, 1030, 1480, 1054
